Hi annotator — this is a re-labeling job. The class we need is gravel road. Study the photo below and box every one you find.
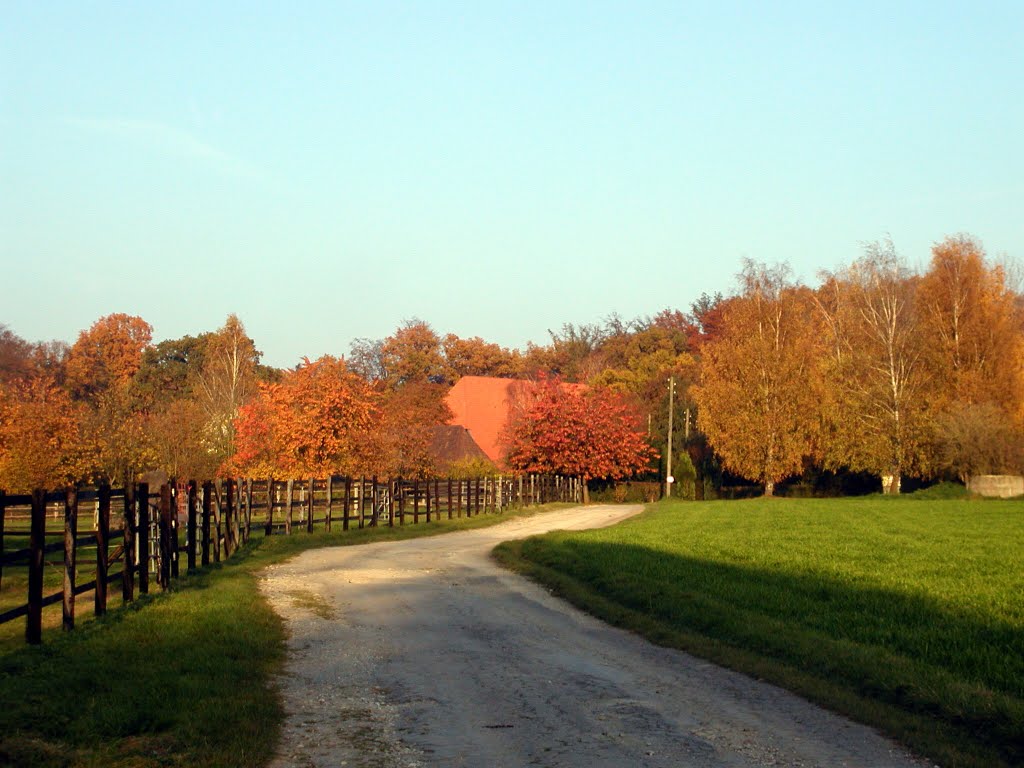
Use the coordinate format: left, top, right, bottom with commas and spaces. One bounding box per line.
262, 504, 929, 768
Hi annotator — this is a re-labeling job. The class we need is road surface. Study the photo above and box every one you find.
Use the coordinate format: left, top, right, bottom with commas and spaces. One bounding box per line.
262, 504, 929, 768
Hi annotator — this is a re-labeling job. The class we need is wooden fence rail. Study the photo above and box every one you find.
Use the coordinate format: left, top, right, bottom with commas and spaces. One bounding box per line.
0, 473, 581, 645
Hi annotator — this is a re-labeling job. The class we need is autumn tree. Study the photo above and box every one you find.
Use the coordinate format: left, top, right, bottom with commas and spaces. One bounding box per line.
348, 337, 387, 382
815, 240, 934, 493
917, 234, 1023, 414
935, 403, 1024, 483
379, 319, 449, 386
589, 323, 694, 398
65, 313, 152, 401
376, 380, 453, 478
693, 261, 823, 496
30, 340, 70, 385
134, 334, 212, 405
0, 324, 35, 383
196, 315, 260, 463
502, 376, 656, 502
146, 398, 220, 480
81, 386, 155, 486
442, 334, 522, 378
540, 323, 607, 381
229, 356, 379, 478
686, 293, 730, 348
0, 377, 88, 491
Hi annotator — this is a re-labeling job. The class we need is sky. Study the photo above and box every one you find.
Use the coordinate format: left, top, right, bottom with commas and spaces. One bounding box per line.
2, 2, 1022, 368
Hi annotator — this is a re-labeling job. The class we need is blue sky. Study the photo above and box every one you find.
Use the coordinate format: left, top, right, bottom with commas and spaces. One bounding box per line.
3, 2, 1022, 368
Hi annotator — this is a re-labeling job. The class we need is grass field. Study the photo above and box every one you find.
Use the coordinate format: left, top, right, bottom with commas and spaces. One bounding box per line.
0, 502, 572, 768
494, 496, 1024, 768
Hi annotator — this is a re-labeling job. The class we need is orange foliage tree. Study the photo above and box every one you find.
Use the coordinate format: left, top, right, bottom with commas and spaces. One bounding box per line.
228, 357, 379, 478
379, 320, 450, 386
0, 377, 88, 492
377, 381, 452, 478
65, 313, 152, 401
442, 334, 522, 378
502, 377, 657, 503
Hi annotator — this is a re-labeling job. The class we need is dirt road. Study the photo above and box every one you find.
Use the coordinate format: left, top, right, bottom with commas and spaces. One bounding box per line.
263, 505, 928, 768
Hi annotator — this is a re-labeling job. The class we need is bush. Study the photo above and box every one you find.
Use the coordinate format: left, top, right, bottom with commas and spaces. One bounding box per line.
589, 481, 661, 504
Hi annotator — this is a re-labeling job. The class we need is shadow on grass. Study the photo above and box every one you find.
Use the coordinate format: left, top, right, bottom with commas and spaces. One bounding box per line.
502, 537, 1024, 768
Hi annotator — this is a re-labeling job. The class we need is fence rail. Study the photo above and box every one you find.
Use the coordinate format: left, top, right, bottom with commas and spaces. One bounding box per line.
0, 473, 581, 645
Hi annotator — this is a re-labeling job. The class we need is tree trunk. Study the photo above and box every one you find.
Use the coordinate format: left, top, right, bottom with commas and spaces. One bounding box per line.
764, 481, 775, 497
582, 477, 590, 505
881, 473, 901, 494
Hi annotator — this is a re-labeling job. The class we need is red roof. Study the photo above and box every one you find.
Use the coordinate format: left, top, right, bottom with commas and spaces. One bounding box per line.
446, 377, 523, 466
445, 376, 586, 467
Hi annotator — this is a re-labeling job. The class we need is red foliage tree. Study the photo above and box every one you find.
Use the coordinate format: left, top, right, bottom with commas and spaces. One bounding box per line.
502, 377, 657, 502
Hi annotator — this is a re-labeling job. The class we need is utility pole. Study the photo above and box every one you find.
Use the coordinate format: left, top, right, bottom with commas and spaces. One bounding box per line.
665, 377, 675, 498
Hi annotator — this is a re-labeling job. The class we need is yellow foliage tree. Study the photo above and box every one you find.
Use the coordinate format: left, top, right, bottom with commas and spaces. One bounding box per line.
815, 240, 935, 493
918, 234, 1023, 415
694, 261, 823, 495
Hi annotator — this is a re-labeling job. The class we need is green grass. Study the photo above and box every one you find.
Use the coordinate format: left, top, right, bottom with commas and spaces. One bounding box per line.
493, 497, 1024, 768
0, 503, 572, 768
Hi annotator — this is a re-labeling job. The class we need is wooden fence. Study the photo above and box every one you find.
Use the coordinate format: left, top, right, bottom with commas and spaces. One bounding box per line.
0, 473, 581, 645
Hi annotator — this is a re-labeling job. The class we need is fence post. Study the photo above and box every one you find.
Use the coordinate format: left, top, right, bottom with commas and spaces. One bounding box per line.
244, 478, 253, 543
169, 482, 180, 580
265, 478, 274, 536
285, 479, 293, 535
223, 480, 235, 556
0, 490, 5, 591
123, 485, 135, 603
95, 483, 110, 616
325, 476, 333, 532
371, 476, 379, 527
307, 478, 314, 533
158, 484, 172, 590
187, 481, 197, 570
358, 475, 366, 528
62, 488, 78, 631
26, 489, 46, 644
137, 483, 150, 594
388, 479, 395, 528
201, 482, 212, 566
413, 479, 420, 524
425, 479, 432, 523
397, 479, 405, 525
342, 477, 350, 531
211, 483, 222, 562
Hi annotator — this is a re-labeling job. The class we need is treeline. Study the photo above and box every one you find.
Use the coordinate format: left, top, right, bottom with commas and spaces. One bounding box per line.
1, 233, 1020, 495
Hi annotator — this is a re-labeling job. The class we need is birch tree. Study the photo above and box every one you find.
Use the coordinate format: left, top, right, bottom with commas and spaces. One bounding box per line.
196, 315, 260, 464
815, 240, 933, 493
918, 234, 1022, 414
693, 261, 822, 496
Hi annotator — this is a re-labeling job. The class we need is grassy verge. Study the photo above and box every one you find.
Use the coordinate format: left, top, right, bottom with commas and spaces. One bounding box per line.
0, 503, 572, 768
493, 497, 1024, 768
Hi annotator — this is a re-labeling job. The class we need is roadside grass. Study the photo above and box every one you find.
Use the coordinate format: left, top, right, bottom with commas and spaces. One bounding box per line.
493, 497, 1024, 768
0, 503, 572, 768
